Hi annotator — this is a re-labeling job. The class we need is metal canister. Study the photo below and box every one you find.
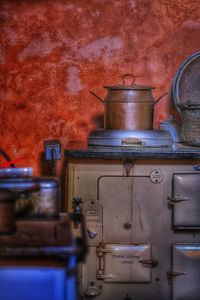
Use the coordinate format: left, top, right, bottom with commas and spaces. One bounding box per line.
0, 169, 60, 219
27, 177, 60, 218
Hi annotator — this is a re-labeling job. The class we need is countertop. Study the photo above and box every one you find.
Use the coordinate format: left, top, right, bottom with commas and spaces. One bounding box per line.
64, 144, 200, 159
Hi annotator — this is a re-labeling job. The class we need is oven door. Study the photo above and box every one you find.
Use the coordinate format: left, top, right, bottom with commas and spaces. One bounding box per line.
171, 173, 200, 230
172, 244, 200, 300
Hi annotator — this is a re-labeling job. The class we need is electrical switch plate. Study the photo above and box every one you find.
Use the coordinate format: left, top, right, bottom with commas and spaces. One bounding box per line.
44, 140, 61, 161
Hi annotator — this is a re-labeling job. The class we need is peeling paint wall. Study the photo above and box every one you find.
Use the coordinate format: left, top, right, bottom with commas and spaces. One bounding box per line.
0, 0, 200, 173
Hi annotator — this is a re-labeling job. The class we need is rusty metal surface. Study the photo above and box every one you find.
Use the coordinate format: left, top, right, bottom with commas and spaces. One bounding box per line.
0, 213, 72, 247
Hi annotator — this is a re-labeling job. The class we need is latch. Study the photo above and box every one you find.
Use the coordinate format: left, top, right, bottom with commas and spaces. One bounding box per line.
139, 259, 158, 268
167, 196, 188, 206
123, 159, 136, 176
167, 270, 187, 285
96, 246, 115, 280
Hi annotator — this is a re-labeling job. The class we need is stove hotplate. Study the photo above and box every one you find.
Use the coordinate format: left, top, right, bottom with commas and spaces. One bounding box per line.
88, 129, 173, 148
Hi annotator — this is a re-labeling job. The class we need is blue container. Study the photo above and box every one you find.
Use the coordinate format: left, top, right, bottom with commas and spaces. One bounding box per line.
0, 257, 77, 300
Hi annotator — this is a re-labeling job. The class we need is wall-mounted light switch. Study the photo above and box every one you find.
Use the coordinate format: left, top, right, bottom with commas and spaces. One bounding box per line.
44, 140, 61, 161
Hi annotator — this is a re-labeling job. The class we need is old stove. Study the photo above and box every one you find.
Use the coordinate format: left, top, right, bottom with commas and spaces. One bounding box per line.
65, 52, 200, 300
65, 146, 200, 300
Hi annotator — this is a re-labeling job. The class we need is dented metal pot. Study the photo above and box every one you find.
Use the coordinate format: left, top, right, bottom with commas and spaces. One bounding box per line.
91, 74, 167, 130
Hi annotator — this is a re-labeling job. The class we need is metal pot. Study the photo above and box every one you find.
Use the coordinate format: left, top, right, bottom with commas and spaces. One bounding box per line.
0, 168, 60, 219
0, 184, 39, 234
91, 74, 167, 130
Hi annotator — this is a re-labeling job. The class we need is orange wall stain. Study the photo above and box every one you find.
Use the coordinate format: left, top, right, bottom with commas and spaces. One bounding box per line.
0, 0, 200, 174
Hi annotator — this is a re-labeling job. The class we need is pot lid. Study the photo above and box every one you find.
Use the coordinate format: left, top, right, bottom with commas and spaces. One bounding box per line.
0, 177, 59, 189
173, 51, 200, 109
0, 168, 32, 178
104, 74, 155, 90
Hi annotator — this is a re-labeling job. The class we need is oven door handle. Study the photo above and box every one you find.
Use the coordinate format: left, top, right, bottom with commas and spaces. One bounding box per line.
139, 259, 158, 268
167, 196, 188, 205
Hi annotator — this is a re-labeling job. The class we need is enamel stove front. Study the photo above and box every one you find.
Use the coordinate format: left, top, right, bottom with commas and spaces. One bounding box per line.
66, 152, 200, 300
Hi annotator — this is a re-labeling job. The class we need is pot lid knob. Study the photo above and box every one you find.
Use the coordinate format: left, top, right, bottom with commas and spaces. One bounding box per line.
122, 73, 136, 86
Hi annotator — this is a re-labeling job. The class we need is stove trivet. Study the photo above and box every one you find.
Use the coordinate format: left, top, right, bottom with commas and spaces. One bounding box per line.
88, 129, 173, 148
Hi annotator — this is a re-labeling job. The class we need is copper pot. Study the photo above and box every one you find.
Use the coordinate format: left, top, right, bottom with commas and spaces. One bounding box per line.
91, 74, 167, 130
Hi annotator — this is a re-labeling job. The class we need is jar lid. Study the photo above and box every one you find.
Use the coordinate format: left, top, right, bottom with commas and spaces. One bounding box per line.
104, 74, 155, 90
35, 177, 60, 188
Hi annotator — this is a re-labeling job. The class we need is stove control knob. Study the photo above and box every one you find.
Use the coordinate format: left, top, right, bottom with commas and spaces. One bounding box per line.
87, 227, 97, 239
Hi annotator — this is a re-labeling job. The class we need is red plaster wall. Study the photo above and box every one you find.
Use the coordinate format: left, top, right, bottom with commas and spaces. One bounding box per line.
0, 0, 200, 174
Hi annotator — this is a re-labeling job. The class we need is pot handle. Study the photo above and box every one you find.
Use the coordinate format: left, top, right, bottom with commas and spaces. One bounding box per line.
154, 92, 168, 105
122, 74, 136, 86
90, 91, 104, 104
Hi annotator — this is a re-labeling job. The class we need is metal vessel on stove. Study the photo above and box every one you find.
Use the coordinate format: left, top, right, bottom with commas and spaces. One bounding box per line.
91, 74, 161, 130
